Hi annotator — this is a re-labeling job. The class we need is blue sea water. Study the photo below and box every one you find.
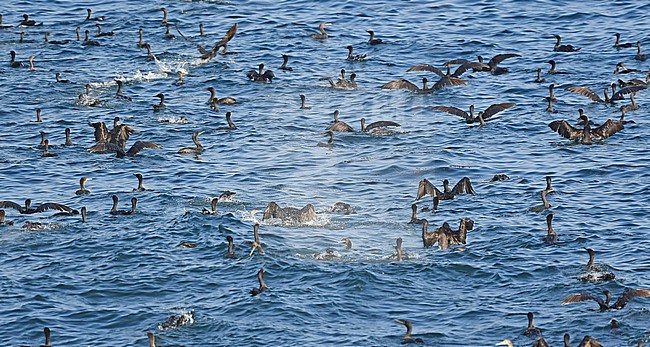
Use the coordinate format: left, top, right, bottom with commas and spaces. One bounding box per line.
0, 0, 649, 346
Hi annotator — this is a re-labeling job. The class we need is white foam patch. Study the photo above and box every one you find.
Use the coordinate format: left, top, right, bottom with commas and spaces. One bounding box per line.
158, 116, 188, 124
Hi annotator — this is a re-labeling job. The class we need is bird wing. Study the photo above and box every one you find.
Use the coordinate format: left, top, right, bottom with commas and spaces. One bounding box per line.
406, 64, 445, 77
416, 179, 442, 200
549, 120, 582, 141
561, 293, 605, 308
174, 24, 210, 56
481, 103, 516, 120
432, 76, 467, 91
452, 61, 489, 78
326, 121, 354, 132
364, 120, 401, 132
565, 86, 604, 102
488, 53, 521, 68
612, 288, 650, 309
432, 105, 470, 121
89, 121, 109, 142
612, 85, 646, 100
442, 58, 469, 67
591, 119, 624, 140
88, 141, 119, 153
126, 141, 162, 156
35, 203, 77, 213
209, 23, 238, 56
0, 201, 23, 213
381, 79, 419, 92
451, 177, 475, 195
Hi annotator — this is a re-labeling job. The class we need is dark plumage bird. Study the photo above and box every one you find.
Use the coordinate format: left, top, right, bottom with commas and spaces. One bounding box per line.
0, 199, 77, 215
133, 173, 146, 191
549, 111, 624, 144
367, 30, 383, 45
561, 288, 650, 310
225, 235, 235, 258
206, 86, 236, 106
578, 247, 616, 282
55, 72, 70, 83
110, 195, 136, 215
613, 33, 633, 48
523, 312, 542, 337
299, 94, 311, 110
40, 327, 51, 347
543, 213, 558, 244
360, 117, 400, 133
310, 22, 331, 39
44, 32, 70, 45
0, 210, 14, 226
614, 62, 637, 74
547, 60, 569, 74
19, 14, 42, 27
85, 8, 105, 22
432, 103, 516, 125
535, 68, 545, 83
82, 30, 100, 46
405, 61, 483, 88
9, 50, 22, 68
381, 77, 431, 94
635, 41, 646, 61
407, 204, 426, 225
528, 190, 551, 212
416, 177, 475, 201
94, 24, 114, 37
325, 110, 354, 132
553, 34, 580, 52
178, 131, 204, 154
41, 140, 57, 157
175, 22, 238, 60
115, 80, 132, 101
215, 112, 237, 131
247, 63, 275, 82
75, 177, 91, 195
249, 223, 265, 256
152, 93, 165, 112
475, 53, 521, 74
346, 45, 366, 61
251, 268, 268, 296
279, 54, 293, 71
394, 319, 424, 344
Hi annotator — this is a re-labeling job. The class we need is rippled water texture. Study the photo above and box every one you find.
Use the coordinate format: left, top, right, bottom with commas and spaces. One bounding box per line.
1, 0, 649, 346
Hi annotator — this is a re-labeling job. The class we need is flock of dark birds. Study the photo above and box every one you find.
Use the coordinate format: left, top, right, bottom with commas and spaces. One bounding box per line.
1, 5, 649, 347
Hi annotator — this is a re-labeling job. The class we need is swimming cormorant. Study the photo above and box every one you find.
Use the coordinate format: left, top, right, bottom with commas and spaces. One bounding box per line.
76, 177, 91, 195
346, 45, 366, 61
41, 140, 57, 157
535, 68, 545, 83
475, 53, 521, 74
94, 24, 113, 37
249, 223, 264, 256
110, 195, 136, 215
85, 9, 105, 22
82, 30, 100, 46
133, 173, 146, 191
160, 7, 168, 24
0, 210, 14, 226
9, 50, 22, 68
360, 117, 400, 133
613, 33, 633, 48
40, 327, 51, 347
225, 235, 235, 258
310, 22, 331, 39
115, 80, 132, 101
251, 268, 267, 296
152, 93, 165, 112
578, 248, 616, 282
523, 312, 542, 337
407, 204, 426, 225
279, 54, 293, 71
19, 14, 42, 27
635, 41, 646, 61
178, 131, 204, 154
367, 30, 383, 45
528, 190, 551, 212
206, 87, 236, 105
300, 94, 311, 110
44, 32, 70, 45
215, 112, 237, 131
394, 319, 424, 344
381, 77, 431, 94
547, 60, 568, 74
553, 35, 580, 52
543, 214, 558, 244
80, 206, 86, 223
